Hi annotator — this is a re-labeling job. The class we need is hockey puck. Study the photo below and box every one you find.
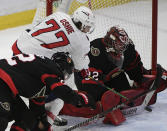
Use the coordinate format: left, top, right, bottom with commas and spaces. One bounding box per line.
145, 106, 152, 112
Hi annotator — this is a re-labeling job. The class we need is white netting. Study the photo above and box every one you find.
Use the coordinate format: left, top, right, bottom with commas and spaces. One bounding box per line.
32, 0, 46, 25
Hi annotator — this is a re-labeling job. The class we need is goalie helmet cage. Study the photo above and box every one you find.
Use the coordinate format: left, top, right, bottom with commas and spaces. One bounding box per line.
33, 0, 158, 74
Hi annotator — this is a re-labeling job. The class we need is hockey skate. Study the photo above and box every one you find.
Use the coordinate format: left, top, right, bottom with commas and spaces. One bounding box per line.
53, 115, 68, 126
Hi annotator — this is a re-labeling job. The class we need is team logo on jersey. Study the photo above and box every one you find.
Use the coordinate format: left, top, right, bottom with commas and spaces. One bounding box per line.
91, 46, 100, 56
30, 86, 46, 99
0, 102, 10, 111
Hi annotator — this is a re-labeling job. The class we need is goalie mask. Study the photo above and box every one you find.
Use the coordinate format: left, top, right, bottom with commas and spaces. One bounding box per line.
104, 26, 130, 55
72, 6, 95, 33
51, 52, 74, 80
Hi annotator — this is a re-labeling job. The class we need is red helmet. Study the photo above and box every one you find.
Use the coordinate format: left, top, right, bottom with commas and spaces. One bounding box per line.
104, 26, 130, 55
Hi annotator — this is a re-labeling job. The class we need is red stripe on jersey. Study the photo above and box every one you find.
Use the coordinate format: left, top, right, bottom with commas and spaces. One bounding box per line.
31, 98, 45, 105
12, 41, 22, 55
50, 82, 64, 90
41, 74, 58, 84
82, 79, 104, 85
11, 125, 24, 131
0, 69, 18, 96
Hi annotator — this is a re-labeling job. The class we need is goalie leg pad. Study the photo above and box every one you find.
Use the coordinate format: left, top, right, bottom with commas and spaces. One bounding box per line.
60, 101, 102, 118
121, 88, 146, 107
101, 90, 126, 125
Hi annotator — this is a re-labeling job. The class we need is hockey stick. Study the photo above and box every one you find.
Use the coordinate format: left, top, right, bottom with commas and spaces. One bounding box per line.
121, 91, 154, 116
121, 75, 158, 116
64, 65, 162, 131
121, 83, 155, 116
124, 71, 161, 114
121, 73, 159, 116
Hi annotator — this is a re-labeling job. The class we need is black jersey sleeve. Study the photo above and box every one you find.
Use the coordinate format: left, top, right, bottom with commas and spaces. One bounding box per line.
43, 76, 77, 104
123, 43, 145, 82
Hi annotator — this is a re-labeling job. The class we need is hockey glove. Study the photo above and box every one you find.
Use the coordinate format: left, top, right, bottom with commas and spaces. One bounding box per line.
68, 90, 96, 109
74, 69, 90, 79
76, 91, 96, 109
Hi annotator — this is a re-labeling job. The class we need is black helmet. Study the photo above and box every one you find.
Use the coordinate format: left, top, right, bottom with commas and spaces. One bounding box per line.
51, 52, 74, 80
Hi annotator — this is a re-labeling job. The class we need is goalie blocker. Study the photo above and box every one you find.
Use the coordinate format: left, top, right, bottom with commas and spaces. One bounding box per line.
60, 65, 167, 125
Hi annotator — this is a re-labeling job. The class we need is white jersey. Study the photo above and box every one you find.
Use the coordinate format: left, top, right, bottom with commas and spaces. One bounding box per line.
15, 12, 90, 70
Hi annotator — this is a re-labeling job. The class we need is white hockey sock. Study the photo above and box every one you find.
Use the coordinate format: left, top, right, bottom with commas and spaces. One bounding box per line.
45, 98, 64, 125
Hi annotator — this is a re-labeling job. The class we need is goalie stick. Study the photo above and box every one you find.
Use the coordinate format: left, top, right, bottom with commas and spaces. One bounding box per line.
64, 64, 162, 131
121, 89, 155, 116
123, 85, 157, 115
122, 66, 164, 115
122, 74, 158, 116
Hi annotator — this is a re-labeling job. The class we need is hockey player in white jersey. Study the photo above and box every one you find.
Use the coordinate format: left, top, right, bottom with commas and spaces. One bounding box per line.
12, 6, 95, 70
11, 6, 95, 127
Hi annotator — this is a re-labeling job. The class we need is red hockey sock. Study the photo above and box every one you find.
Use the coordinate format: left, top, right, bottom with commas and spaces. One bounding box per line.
101, 90, 126, 126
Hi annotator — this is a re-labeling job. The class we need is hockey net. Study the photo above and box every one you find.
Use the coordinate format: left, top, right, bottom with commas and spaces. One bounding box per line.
33, 0, 158, 72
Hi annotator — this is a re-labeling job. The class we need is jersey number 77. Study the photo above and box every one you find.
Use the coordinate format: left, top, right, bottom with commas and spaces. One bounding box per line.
31, 19, 70, 49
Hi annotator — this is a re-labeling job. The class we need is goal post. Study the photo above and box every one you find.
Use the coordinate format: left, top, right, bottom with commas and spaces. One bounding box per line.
33, 0, 158, 74
152, 0, 158, 74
